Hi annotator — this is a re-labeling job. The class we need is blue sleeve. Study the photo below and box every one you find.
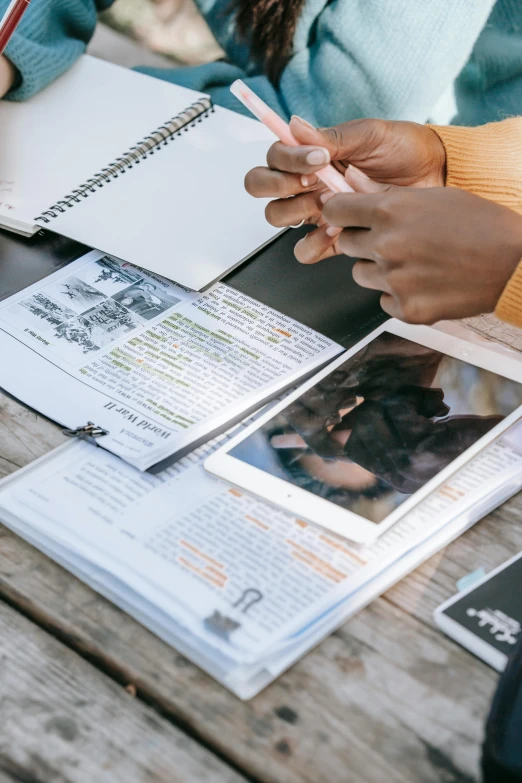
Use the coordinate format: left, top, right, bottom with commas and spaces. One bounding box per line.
2, 0, 113, 100
140, 0, 497, 127
135, 61, 288, 118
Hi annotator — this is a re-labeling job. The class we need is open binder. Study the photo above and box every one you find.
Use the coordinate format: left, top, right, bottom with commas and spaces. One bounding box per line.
1, 417, 521, 698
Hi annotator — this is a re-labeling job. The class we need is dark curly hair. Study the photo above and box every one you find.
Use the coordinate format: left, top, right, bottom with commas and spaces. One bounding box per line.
232, 0, 307, 84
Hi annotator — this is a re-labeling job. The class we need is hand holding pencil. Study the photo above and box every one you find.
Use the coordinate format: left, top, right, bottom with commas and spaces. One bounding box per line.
242, 114, 446, 265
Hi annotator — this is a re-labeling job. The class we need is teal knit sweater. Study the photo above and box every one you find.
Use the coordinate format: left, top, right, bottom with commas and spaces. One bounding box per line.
2, 0, 522, 127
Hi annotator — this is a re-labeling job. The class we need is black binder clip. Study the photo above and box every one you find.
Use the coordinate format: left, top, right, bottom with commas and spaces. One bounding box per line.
203, 610, 241, 640
62, 422, 108, 442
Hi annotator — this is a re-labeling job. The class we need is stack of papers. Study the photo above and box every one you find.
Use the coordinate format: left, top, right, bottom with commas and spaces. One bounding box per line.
0, 417, 521, 698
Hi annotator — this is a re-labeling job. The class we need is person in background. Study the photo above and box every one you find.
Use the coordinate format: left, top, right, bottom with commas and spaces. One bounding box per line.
0, 1, 520, 129
245, 115, 522, 326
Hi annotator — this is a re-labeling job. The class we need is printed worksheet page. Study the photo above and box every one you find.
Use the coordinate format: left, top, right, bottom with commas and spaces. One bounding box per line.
0, 251, 341, 469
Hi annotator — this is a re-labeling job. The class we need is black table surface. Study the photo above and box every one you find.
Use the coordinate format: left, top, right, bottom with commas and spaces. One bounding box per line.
0, 226, 386, 348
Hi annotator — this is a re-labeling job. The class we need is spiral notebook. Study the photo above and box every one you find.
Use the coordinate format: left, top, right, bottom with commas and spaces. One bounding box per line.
0, 55, 279, 290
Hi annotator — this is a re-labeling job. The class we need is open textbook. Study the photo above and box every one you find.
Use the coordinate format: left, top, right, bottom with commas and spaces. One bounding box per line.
0, 56, 279, 290
0, 417, 521, 698
0, 250, 341, 470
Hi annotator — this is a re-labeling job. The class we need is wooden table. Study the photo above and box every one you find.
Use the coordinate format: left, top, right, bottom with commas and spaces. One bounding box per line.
0, 32, 519, 780
0, 389, 521, 783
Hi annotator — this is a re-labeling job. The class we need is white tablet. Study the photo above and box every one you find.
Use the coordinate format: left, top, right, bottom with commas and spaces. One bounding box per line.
205, 320, 522, 544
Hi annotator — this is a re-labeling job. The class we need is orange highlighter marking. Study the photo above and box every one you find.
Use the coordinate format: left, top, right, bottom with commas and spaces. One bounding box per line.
319, 535, 367, 566
178, 557, 226, 588
179, 540, 224, 569
245, 515, 270, 531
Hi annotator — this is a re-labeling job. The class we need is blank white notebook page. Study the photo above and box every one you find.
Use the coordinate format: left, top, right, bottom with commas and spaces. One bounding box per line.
46, 106, 279, 290
0, 55, 206, 227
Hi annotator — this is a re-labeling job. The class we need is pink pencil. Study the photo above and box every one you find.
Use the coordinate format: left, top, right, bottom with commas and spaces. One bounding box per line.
230, 79, 353, 194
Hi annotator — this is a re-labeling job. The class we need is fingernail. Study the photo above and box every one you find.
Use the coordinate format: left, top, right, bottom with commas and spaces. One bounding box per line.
306, 148, 330, 166
301, 174, 318, 188
325, 225, 342, 237
291, 115, 316, 130
294, 237, 309, 264
320, 190, 335, 205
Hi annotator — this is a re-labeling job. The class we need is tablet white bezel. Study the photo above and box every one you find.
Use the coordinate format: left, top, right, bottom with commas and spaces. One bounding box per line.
205, 319, 522, 544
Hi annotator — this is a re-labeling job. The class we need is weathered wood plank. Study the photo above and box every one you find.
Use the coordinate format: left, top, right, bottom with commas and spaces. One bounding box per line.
0, 395, 498, 783
0, 393, 66, 478
385, 493, 522, 625
0, 532, 494, 783
0, 600, 246, 783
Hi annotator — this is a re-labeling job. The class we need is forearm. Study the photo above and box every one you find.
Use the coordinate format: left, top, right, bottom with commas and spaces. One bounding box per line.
430, 119, 522, 216
0, 0, 107, 100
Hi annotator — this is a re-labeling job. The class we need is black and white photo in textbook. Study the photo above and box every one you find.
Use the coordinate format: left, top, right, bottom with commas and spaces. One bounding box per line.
51, 299, 141, 359
79, 256, 144, 295
42, 275, 107, 313
7, 293, 77, 335
112, 280, 182, 320
1, 254, 183, 363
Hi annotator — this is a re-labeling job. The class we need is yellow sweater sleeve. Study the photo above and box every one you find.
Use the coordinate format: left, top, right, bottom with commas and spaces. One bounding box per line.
430, 118, 522, 328
429, 119, 522, 215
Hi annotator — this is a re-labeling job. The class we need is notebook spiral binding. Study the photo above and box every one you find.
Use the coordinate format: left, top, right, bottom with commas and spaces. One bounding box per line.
35, 97, 214, 224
